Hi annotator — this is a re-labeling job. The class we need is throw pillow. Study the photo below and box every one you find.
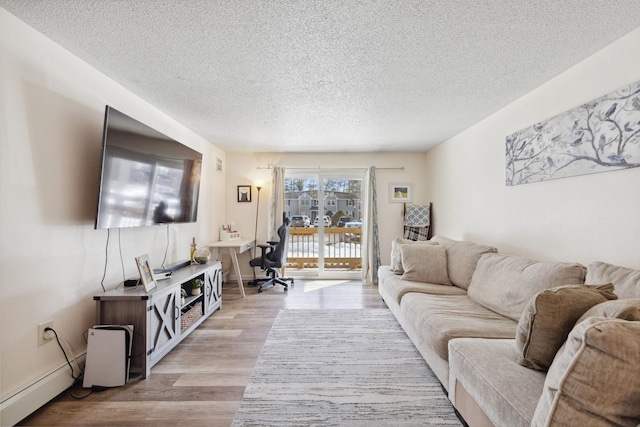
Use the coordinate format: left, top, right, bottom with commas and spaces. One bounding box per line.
516, 284, 617, 370
390, 238, 437, 275
576, 298, 640, 324
531, 318, 640, 427
399, 244, 451, 285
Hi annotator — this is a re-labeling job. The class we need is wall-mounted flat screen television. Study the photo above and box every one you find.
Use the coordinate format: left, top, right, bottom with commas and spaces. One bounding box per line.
95, 106, 202, 229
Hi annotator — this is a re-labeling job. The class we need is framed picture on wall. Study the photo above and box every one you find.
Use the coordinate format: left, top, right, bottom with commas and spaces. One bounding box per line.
135, 254, 157, 292
237, 185, 252, 203
389, 183, 412, 203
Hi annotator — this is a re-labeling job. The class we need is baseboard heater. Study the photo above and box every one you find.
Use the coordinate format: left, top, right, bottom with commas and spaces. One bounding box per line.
0, 353, 86, 426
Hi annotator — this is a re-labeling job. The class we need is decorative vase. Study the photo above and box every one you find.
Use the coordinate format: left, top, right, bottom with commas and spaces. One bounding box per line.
181, 296, 186, 305
191, 287, 201, 296
194, 248, 211, 264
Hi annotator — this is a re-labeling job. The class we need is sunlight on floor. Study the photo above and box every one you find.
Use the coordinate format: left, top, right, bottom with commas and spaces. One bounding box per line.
304, 280, 351, 292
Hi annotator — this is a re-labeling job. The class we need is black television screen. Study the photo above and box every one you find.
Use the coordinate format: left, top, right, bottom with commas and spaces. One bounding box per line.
95, 106, 202, 229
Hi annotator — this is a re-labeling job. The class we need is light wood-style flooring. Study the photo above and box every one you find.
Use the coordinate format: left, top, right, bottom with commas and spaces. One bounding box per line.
20, 279, 387, 426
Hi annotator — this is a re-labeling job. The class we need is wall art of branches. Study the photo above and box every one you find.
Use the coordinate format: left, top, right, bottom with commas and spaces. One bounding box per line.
506, 80, 640, 186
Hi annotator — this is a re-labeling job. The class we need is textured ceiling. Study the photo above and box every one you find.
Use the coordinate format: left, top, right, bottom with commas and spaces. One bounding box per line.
2, 1, 640, 153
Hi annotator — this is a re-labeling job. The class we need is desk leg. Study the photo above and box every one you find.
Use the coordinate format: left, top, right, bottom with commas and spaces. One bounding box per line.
210, 248, 220, 263
228, 248, 246, 298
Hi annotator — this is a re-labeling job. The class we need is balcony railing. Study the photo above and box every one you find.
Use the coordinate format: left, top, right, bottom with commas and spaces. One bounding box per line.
288, 227, 362, 270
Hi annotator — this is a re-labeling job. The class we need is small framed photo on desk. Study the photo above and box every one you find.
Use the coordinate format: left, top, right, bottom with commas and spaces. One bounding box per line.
135, 254, 157, 292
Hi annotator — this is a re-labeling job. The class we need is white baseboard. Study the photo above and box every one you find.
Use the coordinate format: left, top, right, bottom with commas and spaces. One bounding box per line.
0, 353, 85, 426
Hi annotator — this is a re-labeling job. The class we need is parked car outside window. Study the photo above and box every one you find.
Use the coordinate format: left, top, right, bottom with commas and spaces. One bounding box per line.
291, 215, 310, 227
313, 215, 331, 227
338, 216, 354, 227
343, 221, 363, 242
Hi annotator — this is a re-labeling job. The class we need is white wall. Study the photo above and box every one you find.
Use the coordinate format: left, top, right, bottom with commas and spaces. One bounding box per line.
425, 27, 640, 270
224, 152, 429, 279
0, 9, 225, 424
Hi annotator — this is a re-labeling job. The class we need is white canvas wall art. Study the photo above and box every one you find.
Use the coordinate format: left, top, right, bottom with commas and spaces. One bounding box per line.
506, 80, 640, 186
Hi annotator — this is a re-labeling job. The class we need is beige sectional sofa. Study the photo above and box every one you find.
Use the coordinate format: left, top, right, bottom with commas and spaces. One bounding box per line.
378, 236, 640, 427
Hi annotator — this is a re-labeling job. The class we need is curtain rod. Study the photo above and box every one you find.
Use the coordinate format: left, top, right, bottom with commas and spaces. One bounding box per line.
256, 166, 404, 171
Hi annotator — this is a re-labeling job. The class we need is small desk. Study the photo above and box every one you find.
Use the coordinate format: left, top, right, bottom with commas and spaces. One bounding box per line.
208, 239, 255, 298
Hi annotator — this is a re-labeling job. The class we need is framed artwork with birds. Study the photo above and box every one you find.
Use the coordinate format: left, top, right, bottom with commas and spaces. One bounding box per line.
505, 79, 640, 185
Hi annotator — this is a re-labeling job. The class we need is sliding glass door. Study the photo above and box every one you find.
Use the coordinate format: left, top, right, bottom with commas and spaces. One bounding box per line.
285, 169, 364, 279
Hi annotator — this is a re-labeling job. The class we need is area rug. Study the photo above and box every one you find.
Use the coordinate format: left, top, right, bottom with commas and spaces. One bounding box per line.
231, 309, 462, 426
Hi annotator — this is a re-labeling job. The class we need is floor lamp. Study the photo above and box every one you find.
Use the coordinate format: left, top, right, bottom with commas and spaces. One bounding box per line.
252, 183, 262, 282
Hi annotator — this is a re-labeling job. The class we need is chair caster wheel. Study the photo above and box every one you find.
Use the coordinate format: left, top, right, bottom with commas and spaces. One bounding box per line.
284, 287, 288, 292
258, 288, 263, 293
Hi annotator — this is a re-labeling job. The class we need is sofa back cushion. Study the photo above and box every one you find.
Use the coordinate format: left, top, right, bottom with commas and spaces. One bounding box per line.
576, 298, 640, 324
532, 318, 640, 427
430, 236, 497, 290
467, 253, 587, 321
586, 261, 640, 299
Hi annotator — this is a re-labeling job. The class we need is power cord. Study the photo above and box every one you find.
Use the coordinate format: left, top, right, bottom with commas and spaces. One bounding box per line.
118, 228, 125, 282
99, 229, 111, 293
45, 327, 79, 382
161, 224, 170, 269
45, 327, 93, 399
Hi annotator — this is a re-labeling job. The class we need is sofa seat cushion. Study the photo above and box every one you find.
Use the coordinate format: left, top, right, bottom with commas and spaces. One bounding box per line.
449, 338, 545, 427
378, 266, 466, 307
401, 293, 518, 361
586, 261, 640, 298
431, 236, 498, 290
532, 318, 640, 427
468, 253, 587, 321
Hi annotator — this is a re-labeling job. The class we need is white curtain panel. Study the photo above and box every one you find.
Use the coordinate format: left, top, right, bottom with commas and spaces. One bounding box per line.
269, 166, 285, 241
362, 166, 380, 284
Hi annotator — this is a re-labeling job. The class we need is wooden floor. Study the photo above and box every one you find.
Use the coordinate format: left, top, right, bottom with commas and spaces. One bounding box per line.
20, 279, 387, 426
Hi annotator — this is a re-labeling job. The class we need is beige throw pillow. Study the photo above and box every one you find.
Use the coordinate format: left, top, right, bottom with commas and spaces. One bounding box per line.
390, 238, 437, 274
531, 318, 640, 427
399, 244, 451, 285
516, 284, 617, 370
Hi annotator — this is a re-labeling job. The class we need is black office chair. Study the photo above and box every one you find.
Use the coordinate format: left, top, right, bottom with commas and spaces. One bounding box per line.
249, 213, 295, 293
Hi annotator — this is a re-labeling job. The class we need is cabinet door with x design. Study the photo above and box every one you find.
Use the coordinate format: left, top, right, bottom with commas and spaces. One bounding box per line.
148, 287, 180, 366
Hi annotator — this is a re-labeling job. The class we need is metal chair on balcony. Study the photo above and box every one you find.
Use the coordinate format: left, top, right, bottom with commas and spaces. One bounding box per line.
248, 213, 295, 292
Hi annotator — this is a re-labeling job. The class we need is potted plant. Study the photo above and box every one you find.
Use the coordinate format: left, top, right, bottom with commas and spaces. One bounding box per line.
191, 279, 203, 296
180, 288, 188, 305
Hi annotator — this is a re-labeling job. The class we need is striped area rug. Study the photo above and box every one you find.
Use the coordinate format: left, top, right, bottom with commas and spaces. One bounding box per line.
232, 309, 462, 426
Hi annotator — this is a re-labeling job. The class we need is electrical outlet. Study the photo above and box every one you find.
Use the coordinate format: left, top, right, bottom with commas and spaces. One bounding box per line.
38, 321, 54, 346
